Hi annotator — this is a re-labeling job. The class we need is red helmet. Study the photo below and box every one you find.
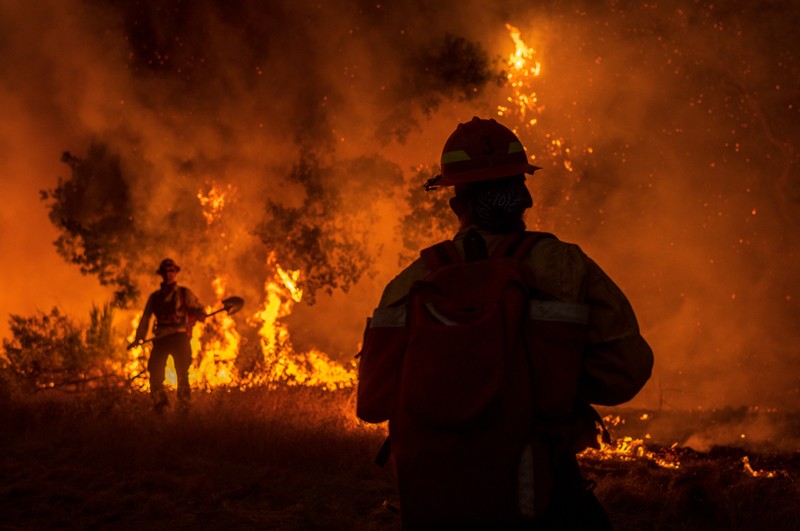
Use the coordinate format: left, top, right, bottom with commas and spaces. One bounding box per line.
425, 117, 540, 190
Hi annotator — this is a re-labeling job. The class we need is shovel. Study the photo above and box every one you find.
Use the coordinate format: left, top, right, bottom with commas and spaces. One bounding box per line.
205, 296, 245, 318
127, 296, 245, 350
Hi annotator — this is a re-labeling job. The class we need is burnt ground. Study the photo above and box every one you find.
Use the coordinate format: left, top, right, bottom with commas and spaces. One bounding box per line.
1, 389, 798, 530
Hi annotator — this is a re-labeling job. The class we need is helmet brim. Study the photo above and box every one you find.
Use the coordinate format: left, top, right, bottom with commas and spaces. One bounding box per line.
434, 162, 541, 188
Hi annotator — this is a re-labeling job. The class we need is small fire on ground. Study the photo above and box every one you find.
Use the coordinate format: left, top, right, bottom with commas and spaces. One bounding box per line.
579, 415, 792, 479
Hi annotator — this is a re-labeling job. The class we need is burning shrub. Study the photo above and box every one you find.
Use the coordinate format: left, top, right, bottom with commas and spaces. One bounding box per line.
1, 304, 128, 394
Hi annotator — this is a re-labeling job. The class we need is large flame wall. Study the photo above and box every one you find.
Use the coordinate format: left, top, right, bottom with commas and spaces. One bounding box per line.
1, 0, 798, 409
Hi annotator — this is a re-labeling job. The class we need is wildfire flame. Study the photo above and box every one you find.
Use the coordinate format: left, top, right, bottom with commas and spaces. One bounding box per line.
252, 253, 356, 391
123, 187, 356, 394
189, 275, 241, 388
498, 24, 543, 130
197, 183, 232, 225
498, 23, 591, 172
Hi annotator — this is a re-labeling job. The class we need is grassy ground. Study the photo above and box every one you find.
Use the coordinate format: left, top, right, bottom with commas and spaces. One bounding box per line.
0, 388, 398, 530
1, 389, 798, 530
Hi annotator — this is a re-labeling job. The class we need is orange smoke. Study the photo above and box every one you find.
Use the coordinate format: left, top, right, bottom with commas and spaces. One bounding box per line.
1, 1, 798, 416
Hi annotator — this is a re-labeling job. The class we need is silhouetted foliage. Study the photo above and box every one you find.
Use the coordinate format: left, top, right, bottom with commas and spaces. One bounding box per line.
379, 34, 496, 143
257, 156, 398, 304
41, 145, 141, 307
1, 304, 127, 393
397, 166, 455, 266
413, 33, 493, 111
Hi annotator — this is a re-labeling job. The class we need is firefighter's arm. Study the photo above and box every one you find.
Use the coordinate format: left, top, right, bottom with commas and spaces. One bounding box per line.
580, 257, 654, 406
183, 288, 207, 322
135, 295, 154, 342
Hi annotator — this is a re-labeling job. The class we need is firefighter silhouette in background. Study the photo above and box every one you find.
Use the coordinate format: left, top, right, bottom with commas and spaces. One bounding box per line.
357, 117, 653, 529
134, 258, 205, 412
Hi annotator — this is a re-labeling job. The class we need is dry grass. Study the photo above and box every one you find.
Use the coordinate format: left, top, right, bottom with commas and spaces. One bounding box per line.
582, 449, 800, 531
1, 390, 798, 530
0, 387, 398, 530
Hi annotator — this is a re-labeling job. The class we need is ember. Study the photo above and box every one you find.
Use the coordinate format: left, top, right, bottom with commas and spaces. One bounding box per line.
742, 456, 790, 479
579, 417, 681, 470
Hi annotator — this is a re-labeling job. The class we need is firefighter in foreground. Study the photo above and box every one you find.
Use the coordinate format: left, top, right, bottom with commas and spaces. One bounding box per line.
134, 258, 205, 412
356, 117, 654, 529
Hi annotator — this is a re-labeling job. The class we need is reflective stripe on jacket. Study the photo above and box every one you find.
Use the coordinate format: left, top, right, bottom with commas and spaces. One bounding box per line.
136, 283, 204, 339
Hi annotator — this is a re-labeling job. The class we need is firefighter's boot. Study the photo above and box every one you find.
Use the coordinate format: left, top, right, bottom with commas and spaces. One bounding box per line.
152, 388, 169, 413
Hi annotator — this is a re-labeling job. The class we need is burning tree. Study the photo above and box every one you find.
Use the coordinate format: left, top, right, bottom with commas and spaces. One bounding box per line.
41, 146, 142, 307
256, 156, 380, 304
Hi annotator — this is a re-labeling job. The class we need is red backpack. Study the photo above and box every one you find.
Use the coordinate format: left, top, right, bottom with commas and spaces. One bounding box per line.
359, 231, 556, 526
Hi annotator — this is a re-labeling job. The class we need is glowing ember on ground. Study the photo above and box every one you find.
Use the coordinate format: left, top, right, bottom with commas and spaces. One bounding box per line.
578, 416, 681, 469
742, 456, 790, 479
579, 435, 682, 470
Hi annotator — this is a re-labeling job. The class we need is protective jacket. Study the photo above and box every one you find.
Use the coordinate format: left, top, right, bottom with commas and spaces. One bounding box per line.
365, 227, 652, 412
135, 282, 205, 341
357, 226, 653, 525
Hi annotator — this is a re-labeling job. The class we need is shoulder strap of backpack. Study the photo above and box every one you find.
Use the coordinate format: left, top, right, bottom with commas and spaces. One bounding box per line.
492, 231, 556, 260
420, 240, 461, 271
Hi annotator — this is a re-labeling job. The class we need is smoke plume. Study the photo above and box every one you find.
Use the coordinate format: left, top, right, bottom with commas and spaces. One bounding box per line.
1, 0, 798, 411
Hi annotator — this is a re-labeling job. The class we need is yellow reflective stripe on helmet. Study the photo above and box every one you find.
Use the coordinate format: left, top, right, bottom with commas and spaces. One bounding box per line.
441, 150, 471, 164
508, 141, 524, 154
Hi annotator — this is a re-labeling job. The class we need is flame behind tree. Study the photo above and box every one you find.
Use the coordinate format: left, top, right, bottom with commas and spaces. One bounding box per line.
14, 0, 799, 409
252, 254, 356, 391
396, 25, 584, 257
256, 156, 383, 305
497, 23, 543, 131
42, 148, 401, 307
